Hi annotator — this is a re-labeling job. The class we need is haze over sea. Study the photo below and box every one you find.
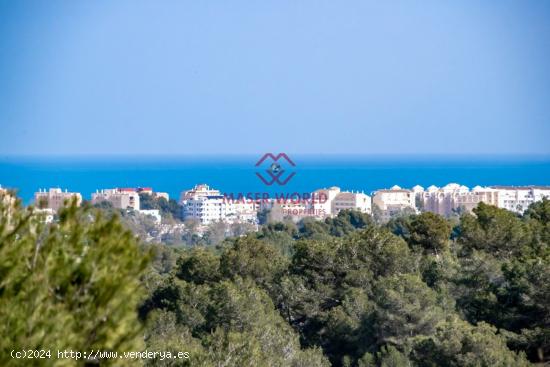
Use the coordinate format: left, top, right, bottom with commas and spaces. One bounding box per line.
1, 155, 549, 203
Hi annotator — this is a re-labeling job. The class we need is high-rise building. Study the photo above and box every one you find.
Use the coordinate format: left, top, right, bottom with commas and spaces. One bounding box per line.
179, 184, 256, 224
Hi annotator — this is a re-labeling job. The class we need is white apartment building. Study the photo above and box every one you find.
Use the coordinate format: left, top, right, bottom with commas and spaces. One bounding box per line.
332, 191, 371, 215
179, 184, 220, 203
34, 188, 83, 212
415, 184, 550, 216
180, 184, 223, 224
458, 186, 500, 212
490, 186, 550, 213
372, 185, 416, 220
223, 197, 257, 223
312, 187, 342, 216
92, 188, 140, 210
180, 184, 256, 224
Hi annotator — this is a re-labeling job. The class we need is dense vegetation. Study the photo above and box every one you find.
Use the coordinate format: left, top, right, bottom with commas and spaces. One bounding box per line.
0, 195, 149, 366
1, 190, 549, 366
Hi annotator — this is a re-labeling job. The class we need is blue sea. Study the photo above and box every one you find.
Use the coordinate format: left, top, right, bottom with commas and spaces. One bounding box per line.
1, 155, 549, 203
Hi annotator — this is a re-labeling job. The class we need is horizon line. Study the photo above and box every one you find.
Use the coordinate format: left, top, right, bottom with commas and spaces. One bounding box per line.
2, 153, 550, 159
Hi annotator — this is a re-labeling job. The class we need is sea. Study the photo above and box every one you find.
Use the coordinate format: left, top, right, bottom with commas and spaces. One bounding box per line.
1, 155, 549, 203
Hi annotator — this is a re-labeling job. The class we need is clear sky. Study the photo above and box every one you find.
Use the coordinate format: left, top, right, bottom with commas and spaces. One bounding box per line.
1, 0, 549, 156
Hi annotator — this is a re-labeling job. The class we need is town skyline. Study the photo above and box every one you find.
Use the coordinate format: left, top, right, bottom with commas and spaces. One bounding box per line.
24, 181, 550, 221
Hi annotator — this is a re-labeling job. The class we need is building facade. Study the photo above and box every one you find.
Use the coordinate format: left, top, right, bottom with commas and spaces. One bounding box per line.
34, 188, 82, 212
418, 184, 499, 217
372, 185, 416, 220
92, 188, 140, 210
311, 186, 372, 218
312, 187, 342, 217
180, 184, 256, 224
415, 184, 550, 216
491, 186, 550, 213
332, 191, 371, 215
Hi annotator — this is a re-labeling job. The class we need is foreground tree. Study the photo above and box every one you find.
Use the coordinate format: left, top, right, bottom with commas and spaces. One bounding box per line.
0, 197, 149, 366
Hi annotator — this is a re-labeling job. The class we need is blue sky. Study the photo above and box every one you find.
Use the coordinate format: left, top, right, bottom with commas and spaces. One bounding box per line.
1, 0, 549, 155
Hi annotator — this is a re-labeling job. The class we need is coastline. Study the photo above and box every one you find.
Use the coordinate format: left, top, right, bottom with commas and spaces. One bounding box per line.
1, 155, 549, 203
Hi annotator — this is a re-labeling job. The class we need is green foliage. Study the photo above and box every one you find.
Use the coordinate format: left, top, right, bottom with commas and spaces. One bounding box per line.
325, 209, 373, 237
149, 243, 179, 274
298, 210, 373, 240
220, 236, 289, 291
3, 191, 549, 366
357, 352, 377, 367
139, 193, 182, 221
0, 197, 149, 366
524, 198, 550, 252
121, 198, 550, 365
144, 310, 203, 366
323, 288, 374, 361
372, 274, 446, 347
140, 276, 330, 366
175, 248, 222, 284
339, 227, 415, 282
377, 345, 411, 367
385, 215, 411, 239
406, 212, 452, 253
280, 227, 416, 364
458, 202, 529, 257
206, 277, 301, 364
257, 224, 297, 257
298, 217, 331, 240
411, 319, 530, 366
